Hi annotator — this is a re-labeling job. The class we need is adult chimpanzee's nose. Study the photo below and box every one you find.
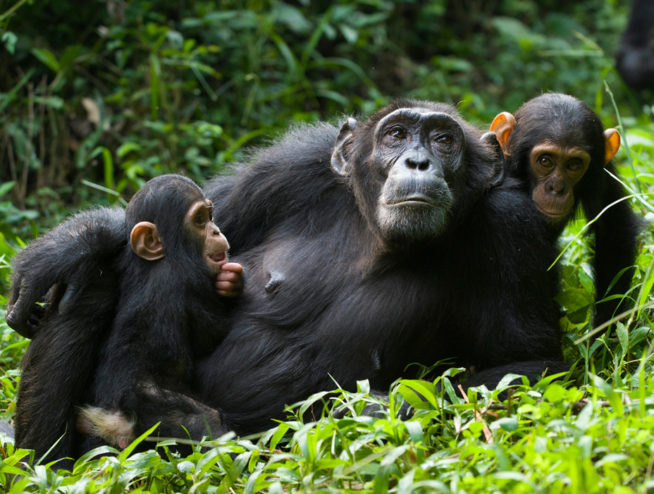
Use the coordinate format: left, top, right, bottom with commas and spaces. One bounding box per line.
403, 149, 433, 171
405, 157, 431, 171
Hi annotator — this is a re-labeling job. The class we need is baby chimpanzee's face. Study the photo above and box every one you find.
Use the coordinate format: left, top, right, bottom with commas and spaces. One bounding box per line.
185, 198, 230, 276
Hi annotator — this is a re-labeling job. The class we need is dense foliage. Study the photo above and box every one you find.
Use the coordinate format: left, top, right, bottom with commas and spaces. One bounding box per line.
1, 0, 654, 491
0, 0, 637, 237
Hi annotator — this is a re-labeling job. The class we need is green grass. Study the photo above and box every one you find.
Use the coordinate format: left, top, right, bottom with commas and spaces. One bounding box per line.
2, 365, 654, 492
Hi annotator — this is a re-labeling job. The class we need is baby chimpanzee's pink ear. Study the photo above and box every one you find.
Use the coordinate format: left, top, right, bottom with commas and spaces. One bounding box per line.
129, 222, 164, 261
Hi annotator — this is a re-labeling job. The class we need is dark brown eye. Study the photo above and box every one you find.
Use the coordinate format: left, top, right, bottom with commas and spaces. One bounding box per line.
193, 210, 208, 228
567, 159, 583, 172
538, 155, 553, 168
434, 134, 452, 145
387, 126, 407, 140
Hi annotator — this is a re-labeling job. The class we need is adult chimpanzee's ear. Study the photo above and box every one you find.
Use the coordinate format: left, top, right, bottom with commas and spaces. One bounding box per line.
130, 221, 164, 261
331, 117, 358, 176
604, 128, 620, 164
480, 131, 505, 187
490, 112, 516, 156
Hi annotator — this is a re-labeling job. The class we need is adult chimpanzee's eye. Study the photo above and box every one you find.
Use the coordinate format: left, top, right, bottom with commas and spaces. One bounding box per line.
538, 155, 553, 168
433, 134, 452, 145
387, 126, 407, 140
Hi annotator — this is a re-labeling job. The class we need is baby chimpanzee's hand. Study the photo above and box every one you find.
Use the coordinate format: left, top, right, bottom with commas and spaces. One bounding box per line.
215, 262, 244, 297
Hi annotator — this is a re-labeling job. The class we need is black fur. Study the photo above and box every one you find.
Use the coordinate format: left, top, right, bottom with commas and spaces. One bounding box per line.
198, 100, 562, 433
8, 100, 564, 446
13, 175, 229, 466
81, 175, 228, 453
506, 93, 640, 326
616, 0, 654, 91
13, 207, 125, 466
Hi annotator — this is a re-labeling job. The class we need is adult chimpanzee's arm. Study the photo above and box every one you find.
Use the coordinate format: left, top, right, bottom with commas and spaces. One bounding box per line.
7, 207, 126, 337
584, 171, 641, 325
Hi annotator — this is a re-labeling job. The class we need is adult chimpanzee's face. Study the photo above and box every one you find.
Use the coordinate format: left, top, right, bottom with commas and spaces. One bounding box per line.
372, 108, 465, 241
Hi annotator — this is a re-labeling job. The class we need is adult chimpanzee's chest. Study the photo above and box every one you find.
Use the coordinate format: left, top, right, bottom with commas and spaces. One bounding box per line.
233, 234, 461, 383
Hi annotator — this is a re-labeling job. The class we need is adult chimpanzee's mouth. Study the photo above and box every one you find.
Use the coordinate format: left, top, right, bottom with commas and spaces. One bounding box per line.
386, 194, 436, 207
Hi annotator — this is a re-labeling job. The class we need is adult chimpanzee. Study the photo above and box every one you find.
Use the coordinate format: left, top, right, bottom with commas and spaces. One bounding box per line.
490, 93, 640, 326
7, 99, 564, 440
13, 175, 243, 465
616, 0, 654, 91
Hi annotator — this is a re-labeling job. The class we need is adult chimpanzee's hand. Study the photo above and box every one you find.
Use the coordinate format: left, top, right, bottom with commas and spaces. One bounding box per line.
6, 273, 49, 338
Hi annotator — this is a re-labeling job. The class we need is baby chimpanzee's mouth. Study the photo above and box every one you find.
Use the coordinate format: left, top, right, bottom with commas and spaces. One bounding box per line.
207, 252, 227, 266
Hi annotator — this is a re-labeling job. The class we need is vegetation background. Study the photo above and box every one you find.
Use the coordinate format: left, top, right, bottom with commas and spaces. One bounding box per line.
1, 0, 653, 491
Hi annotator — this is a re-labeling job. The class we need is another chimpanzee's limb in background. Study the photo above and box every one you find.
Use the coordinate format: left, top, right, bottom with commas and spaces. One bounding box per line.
7, 207, 126, 338
13, 208, 125, 467
616, 0, 654, 92
491, 93, 641, 326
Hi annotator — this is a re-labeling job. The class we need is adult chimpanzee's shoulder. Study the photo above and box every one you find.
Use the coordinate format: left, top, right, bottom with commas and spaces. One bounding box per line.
484, 178, 529, 216
204, 122, 346, 252
256, 122, 340, 166
205, 122, 341, 205
467, 178, 556, 266
490, 182, 559, 279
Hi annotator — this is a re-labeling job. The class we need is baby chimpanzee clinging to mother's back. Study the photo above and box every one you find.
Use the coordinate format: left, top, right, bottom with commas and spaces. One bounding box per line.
15, 174, 243, 465
490, 93, 640, 326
